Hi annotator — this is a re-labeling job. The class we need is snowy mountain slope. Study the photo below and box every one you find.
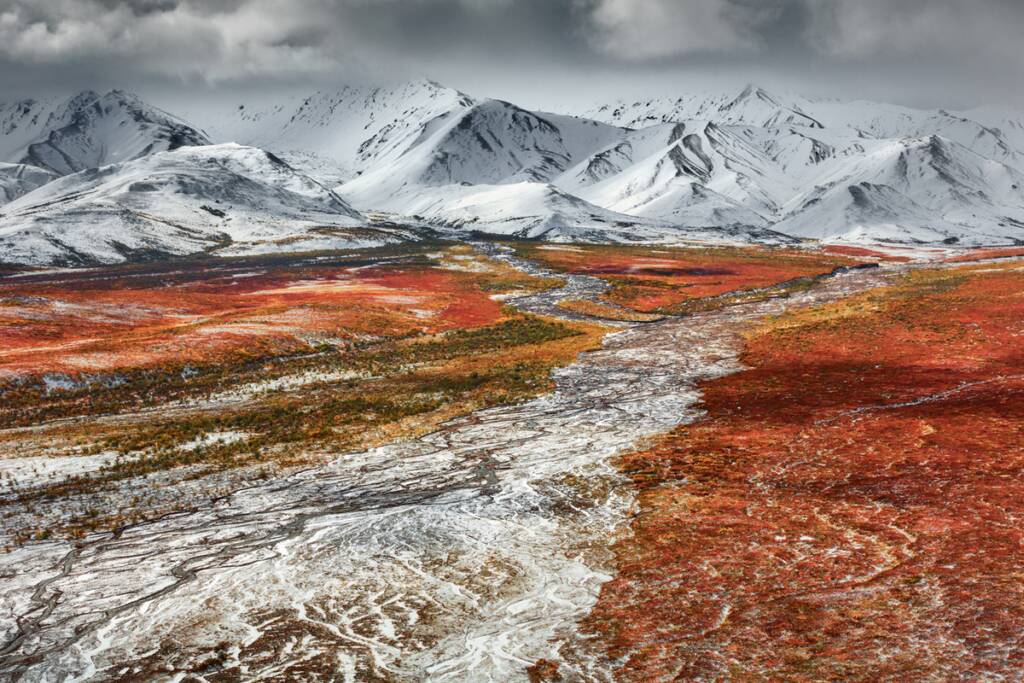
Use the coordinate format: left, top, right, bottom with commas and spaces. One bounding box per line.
192, 78, 628, 194
554, 120, 878, 225
2, 81, 1023, 255
0, 90, 209, 176
583, 86, 1024, 170
585, 171, 769, 230
361, 181, 789, 245
368, 181, 654, 240
775, 181, 967, 244
961, 106, 1024, 159
808, 100, 1024, 171
183, 80, 475, 183
0, 144, 384, 266
568, 85, 1024, 244
328, 97, 789, 245
129, 81, 1024, 247
555, 123, 770, 227
777, 136, 1024, 244
786, 136, 1024, 220
337, 99, 625, 207
0, 97, 63, 162
585, 85, 823, 130
0, 163, 56, 205
408, 103, 622, 185
555, 124, 684, 191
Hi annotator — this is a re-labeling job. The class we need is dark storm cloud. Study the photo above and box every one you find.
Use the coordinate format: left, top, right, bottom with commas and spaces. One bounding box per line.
583, 0, 1024, 72
0, 0, 1020, 107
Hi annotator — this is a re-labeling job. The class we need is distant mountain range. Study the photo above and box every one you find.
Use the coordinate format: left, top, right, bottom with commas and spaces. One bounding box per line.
1, 81, 1023, 265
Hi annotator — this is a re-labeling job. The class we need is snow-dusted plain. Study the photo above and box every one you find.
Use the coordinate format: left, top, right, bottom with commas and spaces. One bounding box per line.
2, 81, 1024, 265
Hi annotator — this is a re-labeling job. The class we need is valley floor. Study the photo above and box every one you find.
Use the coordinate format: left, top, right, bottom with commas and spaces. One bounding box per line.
0, 242, 1021, 680
585, 253, 1024, 681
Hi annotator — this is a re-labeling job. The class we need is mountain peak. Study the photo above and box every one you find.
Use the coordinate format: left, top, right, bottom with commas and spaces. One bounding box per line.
724, 84, 791, 112
66, 90, 101, 104
103, 89, 144, 104
730, 84, 779, 106
52, 91, 101, 120
0, 142, 370, 266
720, 84, 821, 128
398, 78, 475, 105
53, 90, 154, 121
408, 77, 450, 91
16, 90, 209, 175
738, 83, 768, 98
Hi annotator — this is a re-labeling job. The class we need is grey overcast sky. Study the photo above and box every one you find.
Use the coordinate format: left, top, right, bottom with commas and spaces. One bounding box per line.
0, 0, 1021, 110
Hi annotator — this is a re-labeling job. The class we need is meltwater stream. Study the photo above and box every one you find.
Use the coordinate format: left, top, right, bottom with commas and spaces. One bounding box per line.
0, 250, 894, 682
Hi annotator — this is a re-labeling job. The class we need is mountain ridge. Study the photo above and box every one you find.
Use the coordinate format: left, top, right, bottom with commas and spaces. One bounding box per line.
2, 80, 1024, 265
1, 90, 209, 178
0, 144, 395, 266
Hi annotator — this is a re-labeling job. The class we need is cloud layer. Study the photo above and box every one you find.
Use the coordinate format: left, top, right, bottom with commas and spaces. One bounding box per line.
0, 0, 344, 80
808, 0, 1024, 67
0, 0, 1020, 107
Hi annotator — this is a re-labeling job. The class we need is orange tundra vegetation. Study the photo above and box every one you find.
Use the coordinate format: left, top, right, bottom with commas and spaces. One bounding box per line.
0, 246, 508, 379
820, 244, 914, 262
587, 260, 1024, 681
0, 244, 605, 536
945, 245, 1024, 263
515, 243, 858, 313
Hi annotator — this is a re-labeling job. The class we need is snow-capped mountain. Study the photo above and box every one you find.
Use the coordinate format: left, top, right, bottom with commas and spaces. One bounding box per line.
362, 180, 787, 245
583, 84, 1020, 162
371, 181, 657, 240
809, 101, 1024, 171
337, 101, 624, 207
175, 80, 1024, 247
0, 90, 209, 176
2, 80, 1024, 266
319, 88, 780, 243
183, 80, 475, 184
960, 106, 1024, 161
776, 135, 1024, 244
573, 85, 1024, 244
189, 79, 626, 189
0, 144, 386, 266
585, 85, 824, 131
557, 121, 786, 223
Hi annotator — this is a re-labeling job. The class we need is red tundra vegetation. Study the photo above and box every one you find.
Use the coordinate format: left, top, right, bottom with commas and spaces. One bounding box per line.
0, 244, 605, 537
945, 245, 1024, 263
587, 260, 1024, 680
516, 243, 857, 313
820, 244, 914, 262
0, 246, 511, 379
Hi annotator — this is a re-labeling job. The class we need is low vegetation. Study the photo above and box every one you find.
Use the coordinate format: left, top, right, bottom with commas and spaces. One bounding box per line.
587, 260, 1024, 680
0, 244, 602, 541
555, 299, 664, 322
515, 242, 858, 314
